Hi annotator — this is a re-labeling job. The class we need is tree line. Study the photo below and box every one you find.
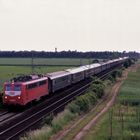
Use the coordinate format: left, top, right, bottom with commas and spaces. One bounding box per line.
0, 51, 139, 59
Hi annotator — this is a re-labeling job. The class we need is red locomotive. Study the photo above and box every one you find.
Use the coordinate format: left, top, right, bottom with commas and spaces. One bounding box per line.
3, 75, 48, 105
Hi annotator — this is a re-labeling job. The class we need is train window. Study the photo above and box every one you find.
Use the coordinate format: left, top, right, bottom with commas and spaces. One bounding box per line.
39, 80, 46, 86
54, 76, 68, 84
6, 85, 12, 91
27, 82, 38, 89
14, 85, 21, 91
75, 72, 81, 77
62, 76, 67, 81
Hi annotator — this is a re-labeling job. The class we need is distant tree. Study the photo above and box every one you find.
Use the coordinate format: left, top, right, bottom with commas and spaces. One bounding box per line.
92, 59, 99, 63
123, 58, 134, 68
0, 50, 139, 59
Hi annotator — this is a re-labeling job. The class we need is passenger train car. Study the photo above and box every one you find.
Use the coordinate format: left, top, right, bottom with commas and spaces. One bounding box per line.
3, 57, 128, 106
66, 67, 85, 84
47, 71, 71, 93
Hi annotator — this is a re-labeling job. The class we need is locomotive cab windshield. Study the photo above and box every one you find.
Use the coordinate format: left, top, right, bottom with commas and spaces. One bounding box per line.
5, 83, 22, 96
5, 84, 21, 91
14, 85, 21, 91
5, 84, 12, 91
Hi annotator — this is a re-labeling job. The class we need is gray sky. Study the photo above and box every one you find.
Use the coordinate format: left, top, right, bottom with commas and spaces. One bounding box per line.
0, 0, 140, 52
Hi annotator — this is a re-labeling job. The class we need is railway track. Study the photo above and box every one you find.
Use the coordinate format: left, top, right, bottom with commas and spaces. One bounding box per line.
0, 112, 17, 124
0, 110, 23, 126
0, 111, 8, 117
0, 66, 121, 140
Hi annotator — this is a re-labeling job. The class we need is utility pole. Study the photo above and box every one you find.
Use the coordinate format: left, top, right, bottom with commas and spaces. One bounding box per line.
109, 109, 113, 140
55, 47, 57, 52
31, 51, 34, 74
80, 58, 82, 66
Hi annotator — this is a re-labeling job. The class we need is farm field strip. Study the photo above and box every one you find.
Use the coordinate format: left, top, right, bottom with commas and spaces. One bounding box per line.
0, 58, 91, 66
119, 66, 140, 105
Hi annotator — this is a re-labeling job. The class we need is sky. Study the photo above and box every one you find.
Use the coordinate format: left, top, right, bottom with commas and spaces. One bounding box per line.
0, 0, 140, 52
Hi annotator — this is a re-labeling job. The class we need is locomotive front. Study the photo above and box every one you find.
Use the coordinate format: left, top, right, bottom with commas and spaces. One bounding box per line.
3, 82, 23, 105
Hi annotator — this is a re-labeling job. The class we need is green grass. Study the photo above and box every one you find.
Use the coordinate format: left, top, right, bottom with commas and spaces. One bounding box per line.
82, 111, 120, 140
0, 66, 70, 90
0, 58, 92, 66
119, 67, 140, 105
82, 105, 140, 140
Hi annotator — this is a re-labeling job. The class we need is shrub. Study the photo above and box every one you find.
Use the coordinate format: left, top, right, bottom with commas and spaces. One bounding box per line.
20, 126, 52, 140
107, 69, 123, 82
92, 79, 103, 85
67, 92, 97, 115
67, 101, 81, 114
42, 113, 54, 126
128, 123, 140, 132
124, 58, 134, 68
51, 110, 76, 133
108, 75, 115, 82
90, 84, 105, 98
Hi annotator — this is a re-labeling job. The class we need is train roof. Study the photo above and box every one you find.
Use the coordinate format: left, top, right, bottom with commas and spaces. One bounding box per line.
78, 63, 102, 70
5, 76, 48, 85
121, 57, 128, 59
83, 64, 99, 69
79, 65, 90, 70
66, 67, 85, 74
9, 75, 45, 82
23, 77, 48, 85
89, 63, 101, 68
47, 71, 70, 79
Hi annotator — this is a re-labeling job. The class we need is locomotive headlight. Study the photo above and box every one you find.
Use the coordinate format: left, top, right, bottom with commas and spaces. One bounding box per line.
18, 96, 21, 99
5, 96, 7, 99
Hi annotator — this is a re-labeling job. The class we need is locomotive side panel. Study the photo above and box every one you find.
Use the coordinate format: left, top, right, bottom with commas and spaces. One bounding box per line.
25, 79, 48, 104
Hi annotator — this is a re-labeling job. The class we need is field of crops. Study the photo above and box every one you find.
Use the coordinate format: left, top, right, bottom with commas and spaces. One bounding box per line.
119, 67, 140, 105
83, 65, 140, 140
0, 58, 92, 66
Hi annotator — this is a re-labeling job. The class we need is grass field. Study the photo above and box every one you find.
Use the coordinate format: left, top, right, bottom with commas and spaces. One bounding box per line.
0, 58, 92, 66
119, 67, 140, 105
